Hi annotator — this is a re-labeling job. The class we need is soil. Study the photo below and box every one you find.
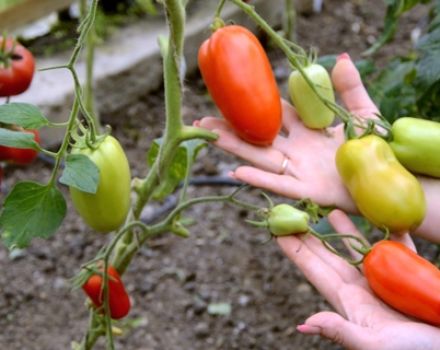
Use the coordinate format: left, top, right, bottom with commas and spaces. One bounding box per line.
0, 1, 435, 350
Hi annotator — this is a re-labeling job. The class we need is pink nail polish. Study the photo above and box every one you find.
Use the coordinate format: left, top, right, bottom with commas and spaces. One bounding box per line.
296, 324, 321, 335
337, 52, 350, 61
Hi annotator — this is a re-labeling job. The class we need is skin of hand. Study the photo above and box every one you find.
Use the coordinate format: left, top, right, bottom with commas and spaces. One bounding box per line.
196, 53, 440, 242
278, 209, 440, 350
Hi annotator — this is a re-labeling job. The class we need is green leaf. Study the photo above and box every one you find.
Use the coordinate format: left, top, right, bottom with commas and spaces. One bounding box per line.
0, 103, 49, 129
59, 154, 100, 194
0, 128, 39, 149
0, 182, 67, 249
147, 138, 207, 200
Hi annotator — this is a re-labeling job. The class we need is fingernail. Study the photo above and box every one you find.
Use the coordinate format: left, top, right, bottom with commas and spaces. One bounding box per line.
192, 120, 200, 127
337, 52, 350, 61
228, 171, 236, 179
296, 324, 321, 335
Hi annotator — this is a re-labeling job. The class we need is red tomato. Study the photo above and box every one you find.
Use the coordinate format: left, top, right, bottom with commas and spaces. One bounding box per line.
0, 38, 35, 97
82, 265, 131, 320
0, 129, 40, 165
364, 240, 440, 326
198, 25, 281, 146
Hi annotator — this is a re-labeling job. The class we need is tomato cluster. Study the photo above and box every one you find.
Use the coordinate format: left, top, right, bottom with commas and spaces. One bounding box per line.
197, 24, 440, 327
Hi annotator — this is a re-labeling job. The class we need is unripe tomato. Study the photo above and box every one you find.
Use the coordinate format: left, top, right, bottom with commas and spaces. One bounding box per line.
389, 117, 440, 177
0, 38, 35, 97
69, 135, 131, 232
82, 265, 131, 320
198, 25, 281, 146
0, 128, 40, 165
268, 204, 310, 236
288, 64, 335, 129
336, 135, 425, 234
364, 240, 440, 326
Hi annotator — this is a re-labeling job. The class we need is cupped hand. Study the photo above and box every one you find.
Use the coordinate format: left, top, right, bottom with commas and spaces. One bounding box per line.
197, 55, 378, 213
278, 210, 440, 350
197, 54, 440, 242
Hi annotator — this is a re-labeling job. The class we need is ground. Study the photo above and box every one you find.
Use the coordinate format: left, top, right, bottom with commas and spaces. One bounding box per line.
0, 1, 435, 349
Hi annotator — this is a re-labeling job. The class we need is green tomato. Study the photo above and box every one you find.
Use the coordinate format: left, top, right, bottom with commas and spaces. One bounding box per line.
288, 63, 335, 129
70, 135, 131, 232
268, 204, 310, 236
389, 117, 440, 178
336, 135, 426, 234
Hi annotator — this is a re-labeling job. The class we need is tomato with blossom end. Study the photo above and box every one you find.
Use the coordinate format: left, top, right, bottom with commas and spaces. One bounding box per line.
267, 204, 310, 236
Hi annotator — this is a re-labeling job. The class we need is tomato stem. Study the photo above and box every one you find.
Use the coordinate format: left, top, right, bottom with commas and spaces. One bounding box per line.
308, 227, 370, 265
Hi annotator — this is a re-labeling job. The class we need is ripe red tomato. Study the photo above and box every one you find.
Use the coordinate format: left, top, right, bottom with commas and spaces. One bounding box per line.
0, 129, 40, 165
82, 265, 131, 320
364, 240, 440, 326
0, 38, 35, 97
198, 25, 281, 146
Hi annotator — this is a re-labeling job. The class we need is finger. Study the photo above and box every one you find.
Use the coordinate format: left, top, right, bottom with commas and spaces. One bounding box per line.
297, 311, 373, 350
303, 234, 362, 284
332, 54, 379, 118
277, 236, 345, 312
281, 99, 301, 132
233, 166, 308, 198
390, 232, 417, 252
205, 128, 289, 173
327, 210, 370, 263
197, 116, 232, 132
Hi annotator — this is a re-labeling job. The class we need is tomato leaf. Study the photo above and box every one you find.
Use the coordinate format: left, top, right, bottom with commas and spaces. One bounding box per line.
0, 103, 49, 129
0, 182, 66, 249
59, 154, 100, 194
0, 128, 39, 149
147, 138, 206, 200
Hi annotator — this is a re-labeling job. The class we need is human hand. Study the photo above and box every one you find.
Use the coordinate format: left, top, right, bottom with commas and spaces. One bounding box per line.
197, 54, 378, 214
197, 54, 440, 242
278, 210, 440, 350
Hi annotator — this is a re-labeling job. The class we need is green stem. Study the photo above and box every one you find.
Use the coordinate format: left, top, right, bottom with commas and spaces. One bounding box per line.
227, 0, 354, 125
308, 227, 370, 265
48, 98, 79, 186
283, 0, 296, 41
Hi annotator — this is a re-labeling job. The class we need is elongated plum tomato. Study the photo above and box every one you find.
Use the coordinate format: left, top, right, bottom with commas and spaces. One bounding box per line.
69, 135, 131, 232
268, 204, 310, 236
389, 117, 440, 178
288, 63, 335, 129
0, 38, 35, 97
364, 240, 440, 326
336, 135, 425, 233
198, 25, 281, 146
82, 265, 131, 320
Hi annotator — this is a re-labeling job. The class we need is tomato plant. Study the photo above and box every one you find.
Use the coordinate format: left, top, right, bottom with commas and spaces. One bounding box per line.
82, 265, 131, 320
0, 129, 40, 165
288, 63, 335, 129
389, 117, 440, 177
336, 135, 426, 233
69, 135, 131, 233
0, 38, 35, 97
198, 25, 281, 146
267, 204, 310, 236
364, 240, 440, 326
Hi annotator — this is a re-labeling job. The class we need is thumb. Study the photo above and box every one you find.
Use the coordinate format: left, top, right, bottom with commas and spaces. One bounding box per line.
297, 311, 371, 350
331, 53, 379, 118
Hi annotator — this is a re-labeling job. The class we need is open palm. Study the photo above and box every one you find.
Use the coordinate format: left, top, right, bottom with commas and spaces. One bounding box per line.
279, 210, 440, 350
